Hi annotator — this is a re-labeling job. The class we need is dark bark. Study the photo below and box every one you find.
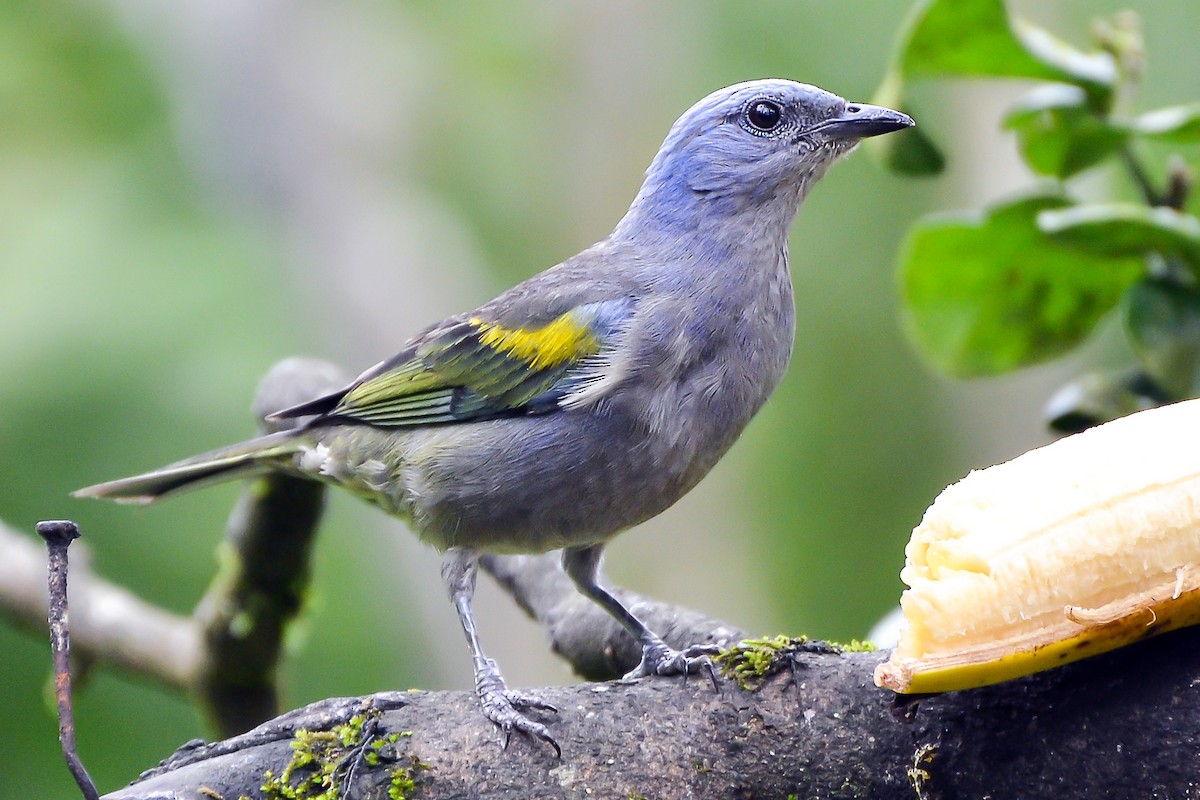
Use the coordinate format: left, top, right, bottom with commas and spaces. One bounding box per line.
104, 626, 1200, 799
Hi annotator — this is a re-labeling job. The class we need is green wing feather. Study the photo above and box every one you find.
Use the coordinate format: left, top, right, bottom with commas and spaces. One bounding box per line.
316, 300, 629, 427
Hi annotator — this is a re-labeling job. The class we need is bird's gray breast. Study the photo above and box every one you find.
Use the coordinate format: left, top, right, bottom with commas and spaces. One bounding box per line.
618, 246, 796, 495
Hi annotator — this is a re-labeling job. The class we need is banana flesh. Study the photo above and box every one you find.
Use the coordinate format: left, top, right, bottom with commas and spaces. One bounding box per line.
875, 398, 1200, 694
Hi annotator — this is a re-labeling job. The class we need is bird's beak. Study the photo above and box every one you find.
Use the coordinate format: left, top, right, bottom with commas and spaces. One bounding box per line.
817, 103, 915, 140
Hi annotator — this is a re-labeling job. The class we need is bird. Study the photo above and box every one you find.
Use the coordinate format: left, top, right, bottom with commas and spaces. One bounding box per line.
76, 79, 913, 752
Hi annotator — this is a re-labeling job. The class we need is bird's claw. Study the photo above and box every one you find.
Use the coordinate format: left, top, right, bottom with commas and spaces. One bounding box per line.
622, 640, 722, 690
476, 658, 561, 757
504, 690, 558, 715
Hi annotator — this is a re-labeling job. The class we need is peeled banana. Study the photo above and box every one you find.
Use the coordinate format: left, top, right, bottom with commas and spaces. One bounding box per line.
875, 398, 1200, 694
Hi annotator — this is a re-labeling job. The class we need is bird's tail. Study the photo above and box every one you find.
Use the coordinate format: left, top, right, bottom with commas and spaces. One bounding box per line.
73, 430, 307, 505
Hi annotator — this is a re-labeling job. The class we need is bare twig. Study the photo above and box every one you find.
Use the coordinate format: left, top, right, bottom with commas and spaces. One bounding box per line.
38, 520, 101, 800
0, 523, 200, 690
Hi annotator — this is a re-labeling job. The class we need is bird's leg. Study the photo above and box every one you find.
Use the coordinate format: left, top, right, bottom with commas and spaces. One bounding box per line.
441, 548, 560, 755
561, 545, 719, 682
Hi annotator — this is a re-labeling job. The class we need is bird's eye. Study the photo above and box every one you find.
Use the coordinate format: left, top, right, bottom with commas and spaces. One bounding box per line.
746, 100, 783, 132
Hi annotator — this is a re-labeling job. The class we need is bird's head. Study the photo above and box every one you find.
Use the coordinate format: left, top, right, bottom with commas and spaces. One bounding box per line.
622, 79, 913, 233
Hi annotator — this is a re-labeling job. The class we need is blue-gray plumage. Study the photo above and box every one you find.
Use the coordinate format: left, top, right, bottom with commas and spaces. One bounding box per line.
76, 79, 913, 751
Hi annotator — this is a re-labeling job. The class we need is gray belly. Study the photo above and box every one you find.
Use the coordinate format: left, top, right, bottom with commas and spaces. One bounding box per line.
305, 400, 744, 554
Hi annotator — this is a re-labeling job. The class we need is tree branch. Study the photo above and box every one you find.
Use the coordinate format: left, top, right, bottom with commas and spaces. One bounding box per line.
192, 357, 344, 736
102, 628, 1200, 799
480, 552, 747, 681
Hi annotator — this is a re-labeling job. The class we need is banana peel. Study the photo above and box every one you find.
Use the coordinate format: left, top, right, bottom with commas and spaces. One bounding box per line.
875, 398, 1200, 694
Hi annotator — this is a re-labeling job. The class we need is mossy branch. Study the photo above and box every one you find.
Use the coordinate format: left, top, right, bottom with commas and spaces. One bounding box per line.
104, 630, 1200, 799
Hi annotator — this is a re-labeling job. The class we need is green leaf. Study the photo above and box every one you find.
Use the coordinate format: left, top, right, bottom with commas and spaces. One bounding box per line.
893, 0, 1114, 91
1131, 103, 1200, 144
871, 0, 1116, 175
1009, 18, 1118, 97
1037, 204, 1200, 272
1125, 279, 1200, 400
1004, 85, 1129, 178
900, 194, 1143, 377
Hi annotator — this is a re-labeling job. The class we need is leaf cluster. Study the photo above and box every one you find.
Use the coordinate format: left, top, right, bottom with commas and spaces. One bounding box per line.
878, 0, 1200, 430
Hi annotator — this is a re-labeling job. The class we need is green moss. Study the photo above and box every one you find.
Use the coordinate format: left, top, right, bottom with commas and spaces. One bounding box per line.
826, 638, 878, 653
388, 754, 429, 800
715, 635, 874, 690
714, 635, 807, 690
259, 709, 422, 800
389, 768, 417, 800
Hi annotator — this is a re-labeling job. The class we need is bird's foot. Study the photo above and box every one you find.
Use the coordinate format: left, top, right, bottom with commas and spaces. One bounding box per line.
475, 658, 561, 757
622, 639, 721, 688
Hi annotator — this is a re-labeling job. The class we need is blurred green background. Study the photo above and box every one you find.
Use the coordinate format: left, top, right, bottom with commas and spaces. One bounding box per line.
2, 0, 1197, 796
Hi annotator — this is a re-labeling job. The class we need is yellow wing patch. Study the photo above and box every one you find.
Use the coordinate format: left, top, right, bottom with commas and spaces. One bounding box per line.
470, 313, 599, 370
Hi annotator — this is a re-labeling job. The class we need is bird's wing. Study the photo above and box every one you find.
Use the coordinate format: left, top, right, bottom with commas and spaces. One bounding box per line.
279, 297, 635, 427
